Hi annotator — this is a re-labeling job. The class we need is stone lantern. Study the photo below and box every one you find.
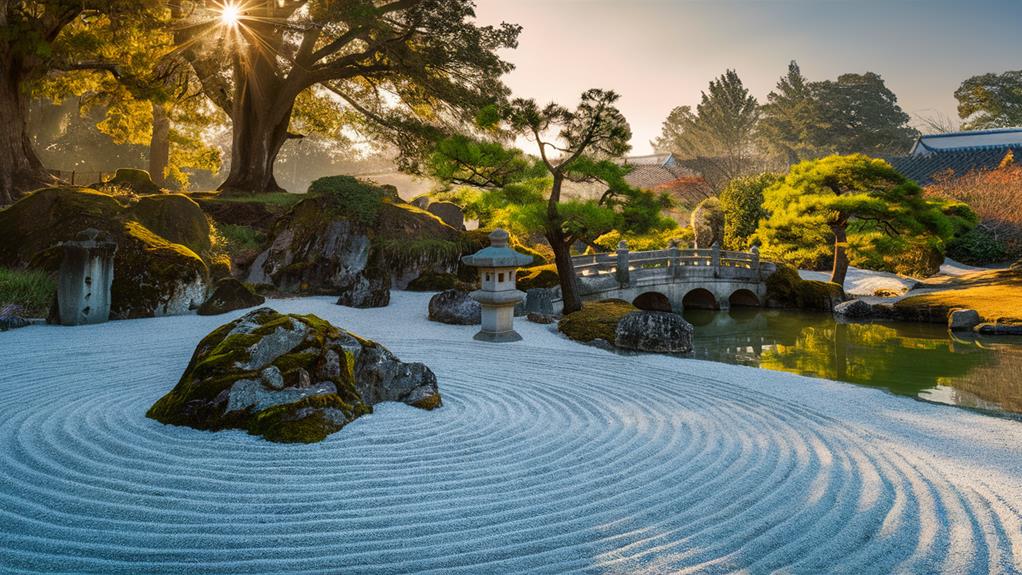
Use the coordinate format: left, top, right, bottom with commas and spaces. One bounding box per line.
57, 228, 117, 326
461, 229, 533, 342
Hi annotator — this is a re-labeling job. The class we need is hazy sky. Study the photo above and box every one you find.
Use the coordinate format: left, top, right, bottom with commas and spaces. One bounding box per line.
473, 0, 1022, 155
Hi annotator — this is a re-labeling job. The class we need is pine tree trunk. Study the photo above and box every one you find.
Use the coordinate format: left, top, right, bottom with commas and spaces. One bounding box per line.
0, 55, 53, 205
148, 102, 170, 186
549, 229, 583, 315
217, 35, 296, 195
830, 224, 849, 287
546, 172, 583, 314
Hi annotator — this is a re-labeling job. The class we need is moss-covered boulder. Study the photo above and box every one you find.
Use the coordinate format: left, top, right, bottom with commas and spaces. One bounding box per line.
198, 278, 265, 316
0, 187, 213, 319
93, 168, 163, 196
764, 264, 845, 311
147, 308, 441, 443
517, 264, 560, 290
246, 177, 463, 306
559, 299, 638, 344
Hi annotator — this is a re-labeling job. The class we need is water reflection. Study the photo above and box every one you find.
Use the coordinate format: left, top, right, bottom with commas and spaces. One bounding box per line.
682, 308, 1022, 416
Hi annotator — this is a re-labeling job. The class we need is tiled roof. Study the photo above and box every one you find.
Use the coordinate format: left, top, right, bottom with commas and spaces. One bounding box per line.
911, 128, 1022, 156
887, 148, 1019, 186
620, 153, 675, 166
623, 164, 711, 207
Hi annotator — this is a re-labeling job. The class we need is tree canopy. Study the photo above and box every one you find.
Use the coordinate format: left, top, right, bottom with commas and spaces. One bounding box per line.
955, 70, 1022, 130
652, 69, 759, 189
756, 154, 974, 286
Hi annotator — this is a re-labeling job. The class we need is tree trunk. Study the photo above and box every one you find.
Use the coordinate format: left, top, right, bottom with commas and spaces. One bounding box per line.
830, 224, 849, 287
546, 172, 583, 314
148, 102, 170, 186
217, 29, 296, 195
0, 55, 53, 205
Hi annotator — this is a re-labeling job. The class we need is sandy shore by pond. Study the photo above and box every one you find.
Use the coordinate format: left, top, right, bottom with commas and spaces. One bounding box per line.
1, 292, 1021, 574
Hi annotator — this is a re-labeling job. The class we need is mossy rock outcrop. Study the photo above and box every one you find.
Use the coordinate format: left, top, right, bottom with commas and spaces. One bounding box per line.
764, 264, 845, 311
198, 278, 265, 316
517, 264, 560, 290
246, 177, 463, 306
0, 187, 213, 318
146, 308, 441, 443
93, 168, 163, 196
559, 299, 638, 344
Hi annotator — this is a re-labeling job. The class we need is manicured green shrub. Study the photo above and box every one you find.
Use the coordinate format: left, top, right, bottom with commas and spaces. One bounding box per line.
516, 264, 559, 290
947, 227, 1008, 265
406, 272, 459, 292
719, 173, 779, 250
307, 175, 389, 226
690, 197, 724, 248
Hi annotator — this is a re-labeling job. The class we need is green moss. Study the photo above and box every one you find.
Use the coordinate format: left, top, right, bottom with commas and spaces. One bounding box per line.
411, 394, 443, 410
377, 238, 462, 274
0, 267, 55, 317
559, 299, 638, 343
517, 264, 559, 290
245, 394, 371, 444
98, 168, 162, 195
765, 264, 845, 311
130, 194, 212, 255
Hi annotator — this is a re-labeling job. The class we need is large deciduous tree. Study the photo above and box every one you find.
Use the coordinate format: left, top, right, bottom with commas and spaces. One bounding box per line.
181, 0, 520, 195
757, 65, 917, 163
812, 73, 917, 156
954, 70, 1022, 130
652, 69, 759, 190
757, 155, 972, 287
0, 0, 160, 204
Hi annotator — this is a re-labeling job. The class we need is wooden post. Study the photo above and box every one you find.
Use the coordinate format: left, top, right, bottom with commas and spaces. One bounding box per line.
615, 240, 630, 286
711, 241, 720, 277
668, 239, 681, 279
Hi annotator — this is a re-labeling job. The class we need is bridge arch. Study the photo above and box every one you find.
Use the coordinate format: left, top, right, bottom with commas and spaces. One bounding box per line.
632, 291, 673, 312
682, 288, 719, 310
728, 288, 761, 308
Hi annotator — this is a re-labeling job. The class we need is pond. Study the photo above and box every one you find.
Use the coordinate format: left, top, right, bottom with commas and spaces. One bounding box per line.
682, 308, 1022, 418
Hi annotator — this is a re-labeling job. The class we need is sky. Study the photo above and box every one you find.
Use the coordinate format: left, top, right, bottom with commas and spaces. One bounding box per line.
473, 0, 1022, 155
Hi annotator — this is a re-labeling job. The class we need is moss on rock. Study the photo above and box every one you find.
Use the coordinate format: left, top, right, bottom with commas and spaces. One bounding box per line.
517, 264, 560, 290
0, 187, 214, 319
559, 299, 638, 343
147, 308, 441, 443
765, 264, 845, 311
95, 168, 163, 196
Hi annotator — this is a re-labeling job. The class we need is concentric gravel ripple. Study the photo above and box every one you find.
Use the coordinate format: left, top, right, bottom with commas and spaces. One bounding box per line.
1, 298, 1021, 574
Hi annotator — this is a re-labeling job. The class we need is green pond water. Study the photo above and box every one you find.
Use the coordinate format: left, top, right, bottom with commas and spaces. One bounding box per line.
681, 308, 1022, 418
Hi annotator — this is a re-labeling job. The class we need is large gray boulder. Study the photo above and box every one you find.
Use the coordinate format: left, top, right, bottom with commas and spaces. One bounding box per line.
948, 309, 981, 331
427, 201, 465, 230
615, 311, 694, 353
525, 288, 554, 315
428, 289, 481, 325
834, 298, 873, 318
147, 308, 441, 443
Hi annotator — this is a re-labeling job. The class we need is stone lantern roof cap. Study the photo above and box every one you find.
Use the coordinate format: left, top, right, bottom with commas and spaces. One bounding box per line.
461, 228, 533, 268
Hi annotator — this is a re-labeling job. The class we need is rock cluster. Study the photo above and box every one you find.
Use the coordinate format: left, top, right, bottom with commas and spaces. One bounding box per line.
147, 308, 441, 443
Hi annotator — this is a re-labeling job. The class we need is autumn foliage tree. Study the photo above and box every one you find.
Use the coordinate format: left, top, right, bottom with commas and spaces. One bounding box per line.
757, 155, 974, 286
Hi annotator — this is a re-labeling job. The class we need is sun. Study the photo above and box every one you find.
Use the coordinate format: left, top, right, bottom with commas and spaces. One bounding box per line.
220, 3, 241, 27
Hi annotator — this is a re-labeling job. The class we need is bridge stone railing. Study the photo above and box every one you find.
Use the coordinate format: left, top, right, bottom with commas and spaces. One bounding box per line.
571, 241, 769, 285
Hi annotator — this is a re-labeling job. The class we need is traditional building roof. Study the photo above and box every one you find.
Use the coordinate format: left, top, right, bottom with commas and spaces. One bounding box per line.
887, 147, 1019, 186
910, 128, 1022, 157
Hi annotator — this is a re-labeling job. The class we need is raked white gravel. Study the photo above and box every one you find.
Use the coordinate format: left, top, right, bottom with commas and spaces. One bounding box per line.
1, 292, 1021, 574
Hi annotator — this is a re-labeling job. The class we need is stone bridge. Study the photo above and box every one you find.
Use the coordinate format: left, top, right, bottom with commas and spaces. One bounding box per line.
566, 241, 777, 312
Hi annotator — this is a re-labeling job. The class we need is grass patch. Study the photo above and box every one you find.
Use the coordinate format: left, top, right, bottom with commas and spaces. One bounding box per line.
896, 268, 1022, 325
558, 299, 637, 343
199, 192, 310, 208
0, 267, 55, 317
217, 224, 265, 254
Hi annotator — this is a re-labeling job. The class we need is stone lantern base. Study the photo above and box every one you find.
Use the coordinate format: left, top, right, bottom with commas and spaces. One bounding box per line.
474, 303, 523, 342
